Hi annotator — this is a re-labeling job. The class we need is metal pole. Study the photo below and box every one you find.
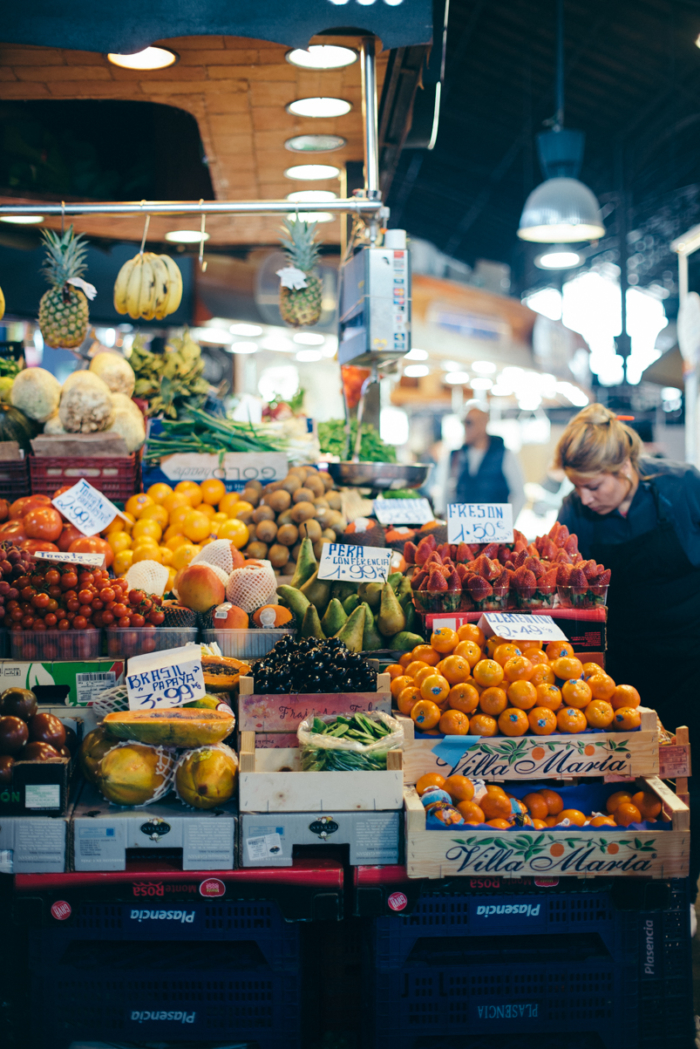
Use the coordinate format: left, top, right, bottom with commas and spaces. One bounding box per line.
360, 37, 380, 200
0, 198, 382, 219
678, 250, 697, 465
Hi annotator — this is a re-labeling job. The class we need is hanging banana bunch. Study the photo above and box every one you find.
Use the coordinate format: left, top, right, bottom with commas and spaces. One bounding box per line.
113, 252, 183, 321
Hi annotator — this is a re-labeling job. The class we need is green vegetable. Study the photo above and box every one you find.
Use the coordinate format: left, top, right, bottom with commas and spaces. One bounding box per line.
131, 329, 210, 419
381, 489, 420, 499
317, 419, 397, 463
144, 406, 287, 461
302, 712, 395, 770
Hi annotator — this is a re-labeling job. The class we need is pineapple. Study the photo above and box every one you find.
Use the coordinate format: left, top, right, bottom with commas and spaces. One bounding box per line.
38, 226, 90, 349
278, 217, 323, 327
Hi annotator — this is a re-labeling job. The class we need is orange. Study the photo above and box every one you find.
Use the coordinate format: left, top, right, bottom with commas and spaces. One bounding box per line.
530, 663, 556, 686
632, 791, 662, 819
439, 709, 470, 734
169, 505, 193, 531
420, 674, 450, 705
545, 815, 559, 827
163, 491, 193, 515
532, 818, 548, 829
606, 791, 632, 814
405, 660, 430, 679
386, 664, 405, 680
498, 708, 529, 737
613, 707, 641, 730
411, 645, 441, 667
520, 640, 543, 653
436, 654, 471, 685
107, 531, 132, 555
509, 797, 528, 815
213, 511, 228, 525
479, 686, 508, 716
159, 546, 174, 567
166, 566, 177, 591
174, 481, 203, 507
219, 492, 244, 516
526, 649, 551, 666
615, 802, 642, 827
113, 549, 134, 576
125, 493, 154, 518
198, 503, 217, 520
139, 503, 169, 529
166, 533, 190, 552
443, 775, 474, 802
585, 699, 614, 729
430, 627, 459, 653
469, 713, 498, 737
551, 656, 584, 681
171, 543, 200, 570
486, 635, 508, 656
507, 679, 538, 710
611, 684, 641, 710
546, 640, 574, 660
399, 652, 414, 669
200, 478, 226, 506
590, 816, 617, 827
473, 658, 504, 688
540, 788, 564, 815
132, 518, 163, 543
528, 707, 557, 735
147, 482, 173, 504
481, 792, 513, 820
457, 622, 486, 647
104, 516, 125, 535
561, 678, 592, 709
556, 707, 587, 733
454, 640, 482, 667
391, 675, 414, 699
231, 500, 254, 518
410, 699, 442, 730
415, 665, 439, 689
523, 792, 549, 821
448, 683, 480, 715
132, 544, 163, 564
535, 683, 562, 711
416, 773, 446, 796
487, 818, 513, 829
503, 655, 534, 682
457, 800, 485, 823
493, 642, 521, 667
556, 809, 587, 827
588, 673, 616, 701
582, 661, 603, 680
218, 519, 250, 548
397, 686, 422, 715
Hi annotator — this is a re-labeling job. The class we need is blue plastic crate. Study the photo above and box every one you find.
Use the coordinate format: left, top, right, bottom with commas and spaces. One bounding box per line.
29, 899, 299, 971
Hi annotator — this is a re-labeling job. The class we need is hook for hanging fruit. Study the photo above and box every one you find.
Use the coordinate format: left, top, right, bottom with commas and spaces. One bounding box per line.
60, 201, 65, 236
199, 200, 207, 272
139, 202, 150, 255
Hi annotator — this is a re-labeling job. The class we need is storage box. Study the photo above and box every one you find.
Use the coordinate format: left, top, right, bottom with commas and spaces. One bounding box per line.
29, 452, 138, 501
240, 808, 401, 866
8, 629, 101, 661
105, 626, 197, 658
0, 658, 125, 706
0, 457, 29, 499
399, 706, 660, 783
0, 714, 81, 816
238, 671, 392, 733
404, 777, 689, 880
203, 626, 295, 659
0, 812, 68, 873
71, 782, 237, 872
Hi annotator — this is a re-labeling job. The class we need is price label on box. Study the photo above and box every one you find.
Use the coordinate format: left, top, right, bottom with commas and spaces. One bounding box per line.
34, 550, 105, 567
447, 503, 513, 544
126, 645, 205, 710
53, 479, 125, 537
318, 543, 392, 583
479, 612, 567, 643
373, 498, 433, 525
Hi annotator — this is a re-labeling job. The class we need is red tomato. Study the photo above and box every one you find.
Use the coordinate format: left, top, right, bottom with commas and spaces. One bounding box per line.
0, 499, 9, 522
10, 495, 52, 520
68, 536, 114, 569
0, 519, 27, 542
58, 524, 83, 552
20, 540, 60, 554
24, 507, 63, 541
52, 486, 73, 499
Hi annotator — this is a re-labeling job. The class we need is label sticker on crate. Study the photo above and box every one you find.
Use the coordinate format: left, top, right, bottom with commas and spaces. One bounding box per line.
76, 670, 117, 706
127, 645, 205, 709
447, 502, 513, 544
318, 543, 392, 583
373, 498, 433, 525
246, 832, 283, 862
157, 451, 288, 486
53, 479, 126, 536
24, 783, 61, 809
479, 612, 567, 643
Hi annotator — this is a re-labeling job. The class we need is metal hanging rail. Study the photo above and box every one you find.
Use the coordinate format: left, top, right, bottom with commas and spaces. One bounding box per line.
0, 198, 383, 218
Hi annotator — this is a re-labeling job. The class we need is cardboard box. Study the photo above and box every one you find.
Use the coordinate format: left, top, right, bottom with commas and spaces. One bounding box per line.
0, 658, 125, 706
240, 808, 401, 867
71, 782, 237, 872
0, 811, 68, 872
426, 606, 607, 652
0, 713, 82, 816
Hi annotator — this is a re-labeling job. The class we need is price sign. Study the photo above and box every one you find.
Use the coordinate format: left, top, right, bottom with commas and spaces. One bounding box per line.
53, 479, 125, 537
126, 645, 205, 710
446, 503, 513, 545
373, 497, 433, 525
318, 543, 392, 583
33, 550, 105, 567
479, 613, 567, 643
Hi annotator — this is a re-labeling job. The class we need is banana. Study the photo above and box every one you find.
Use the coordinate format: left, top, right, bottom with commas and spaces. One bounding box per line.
0, 285, 5, 321
113, 257, 135, 314
125, 255, 145, 319
139, 254, 157, 320
150, 255, 171, 320
160, 254, 183, 316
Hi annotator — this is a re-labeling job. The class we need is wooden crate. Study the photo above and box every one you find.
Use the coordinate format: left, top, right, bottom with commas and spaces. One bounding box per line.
404, 776, 689, 880
399, 706, 660, 784
238, 672, 391, 737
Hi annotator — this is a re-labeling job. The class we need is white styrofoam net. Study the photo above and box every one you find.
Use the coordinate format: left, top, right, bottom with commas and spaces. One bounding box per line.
91, 684, 130, 719
99, 741, 177, 807
225, 561, 277, 613
124, 560, 170, 597
191, 539, 238, 576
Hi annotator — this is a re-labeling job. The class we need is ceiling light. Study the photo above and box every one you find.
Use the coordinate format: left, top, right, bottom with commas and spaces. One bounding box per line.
191, 327, 233, 345
287, 190, 337, 203
518, 178, 605, 243
107, 47, 177, 70
405, 348, 428, 361
296, 349, 323, 362
0, 214, 43, 224
535, 249, 583, 269
260, 334, 294, 352
294, 332, 325, 345
404, 364, 429, 378
441, 360, 461, 370
286, 97, 352, 119
286, 45, 357, 70
165, 229, 210, 244
285, 164, 340, 181
285, 134, 347, 153
229, 323, 262, 337
230, 342, 258, 354
444, 371, 471, 384
490, 384, 511, 397
472, 361, 496, 374
471, 377, 493, 390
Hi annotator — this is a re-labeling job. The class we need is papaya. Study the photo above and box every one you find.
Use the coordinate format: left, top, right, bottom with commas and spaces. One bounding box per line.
175, 745, 238, 809
79, 725, 119, 784
97, 743, 169, 806
103, 707, 235, 748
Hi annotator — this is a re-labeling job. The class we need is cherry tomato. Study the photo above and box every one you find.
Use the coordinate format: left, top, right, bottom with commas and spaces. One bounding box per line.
48, 586, 61, 599
57, 619, 69, 630
45, 569, 60, 586
117, 616, 130, 628
148, 609, 165, 626
32, 593, 49, 609
129, 589, 145, 606
21, 615, 34, 628
73, 616, 87, 630
32, 620, 46, 632
91, 598, 104, 611
46, 599, 58, 612
20, 586, 35, 601
66, 599, 80, 613
14, 576, 29, 590
24, 508, 63, 542
21, 539, 60, 554
44, 613, 57, 627
78, 605, 93, 618
78, 572, 95, 587
129, 613, 145, 627
65, 612, 76, 623
113, 603, 127, 618
61, 572, 78, 590
100, 587, 115, 603
101, 611, 115, 626
78, 589, 93, 605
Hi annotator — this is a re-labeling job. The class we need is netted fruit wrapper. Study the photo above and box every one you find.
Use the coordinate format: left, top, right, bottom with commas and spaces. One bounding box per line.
124, 560, 170, 597
173, 742, 238, 809
226, 561, 277, 613
191, 539, 239, 577
91, 684, 130, 720
100, 741, 177, 807
298, 711, 403, 771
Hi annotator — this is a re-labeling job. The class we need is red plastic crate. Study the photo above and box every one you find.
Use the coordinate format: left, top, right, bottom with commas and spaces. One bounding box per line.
0, 458, 30, 499
30, 454, 138, 502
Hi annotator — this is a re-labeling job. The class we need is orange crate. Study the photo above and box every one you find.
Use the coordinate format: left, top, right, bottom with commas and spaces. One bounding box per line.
30, 455, 138, 502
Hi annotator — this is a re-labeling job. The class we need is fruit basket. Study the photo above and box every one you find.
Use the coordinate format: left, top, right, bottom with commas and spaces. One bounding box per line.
105, 625, 197, 657
9, 628, 101, 661
202, 627, 294, 660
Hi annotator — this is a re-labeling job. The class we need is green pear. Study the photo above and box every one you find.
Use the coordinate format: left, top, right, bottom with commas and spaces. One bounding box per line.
343, 593, 360, 616
301, 603, 325, 640
377, 580, 407, 637
334, 605, 366, 654
290, 537, 317, 589
361, 602, 382, 651
276, 584, 310, 630
299, 568, 331, 612
358, 581, 383, 610
321, 598, 347, 637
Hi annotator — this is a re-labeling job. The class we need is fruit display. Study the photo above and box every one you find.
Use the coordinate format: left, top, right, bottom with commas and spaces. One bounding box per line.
37, 226, 91, 349
0, 687, 77, 784
415, 774, 667, 832
103, 706, 236, 748
299, 712, 402, 771
387, 625, 642, 738
252, 636, 377, 694
113, 251, 183, 321
277, 217, 323, 328
407, 522, 610, 612
130, 330, 210, 418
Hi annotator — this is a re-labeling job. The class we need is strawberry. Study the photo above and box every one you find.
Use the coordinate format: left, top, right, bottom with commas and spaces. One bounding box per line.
455, 542, 474, 563
541, 566, 558, 594
446, 565, 462, 591
513, 549, 528, 568
455, 562, 470, 582
583, 560, 600, 580
427, 567, 448, 592
591, 568, 611, 592
556, 563, 573, 586
467, 574, 493, 600
482, 542, 500, 559
514, 568, 537, 597
403, 541, 417, 564
415, 535, 436, 565
553, 524, 569, 548
552, 548, 573, 565
424, 551, 443, 567
538, 537, 556, 561
410, 568, 428, 590
564, 534, 579, 557
568, 567, 588, 592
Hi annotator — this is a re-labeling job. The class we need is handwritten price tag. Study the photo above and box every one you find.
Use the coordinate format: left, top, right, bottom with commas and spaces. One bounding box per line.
126, 644, 205, 710
53, 479, 124, 537
33, 550, 105, 567
373, 497, 433, 525
446, 503, 513, 545
318, 543, 392, 583
479, 613, 567, 643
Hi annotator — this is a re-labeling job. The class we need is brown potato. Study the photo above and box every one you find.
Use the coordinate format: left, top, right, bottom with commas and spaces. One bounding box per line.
298, 519, 322, 542
245, 522, 256, 541
255, 519, 278, 544
288, 466, 307, 478
327, 492, 342, 511
268, 489, 292, 513
304, 473, 325, 497
241, 487, 260, 507
290, 501, 316, 523
245, 541, 268, 560
293, 487, 314, 504
252, 505, 276, 524
277, 523, 299, 547
268, 543, 290, 568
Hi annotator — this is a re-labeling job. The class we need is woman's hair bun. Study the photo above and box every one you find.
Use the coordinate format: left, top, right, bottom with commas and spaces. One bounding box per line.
576, 404, 616, 426
554, 402, 642, 475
